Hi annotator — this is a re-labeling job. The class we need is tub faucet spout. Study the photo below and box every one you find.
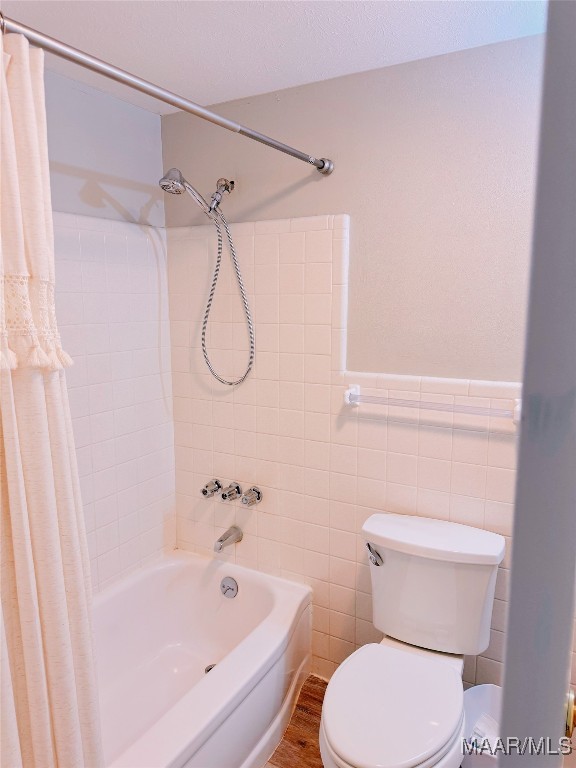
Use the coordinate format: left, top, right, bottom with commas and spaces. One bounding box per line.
214, 526, 243, 552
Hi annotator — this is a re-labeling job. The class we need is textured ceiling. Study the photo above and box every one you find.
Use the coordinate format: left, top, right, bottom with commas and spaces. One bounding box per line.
0, 1, 547, 114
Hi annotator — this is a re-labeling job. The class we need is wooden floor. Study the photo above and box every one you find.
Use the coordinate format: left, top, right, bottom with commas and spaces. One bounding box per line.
266, 675, 328, 768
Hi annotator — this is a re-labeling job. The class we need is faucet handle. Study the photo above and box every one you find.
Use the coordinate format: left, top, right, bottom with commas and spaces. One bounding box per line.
201, 479, 222, 498
221, 482, 242, 501
241, 487, 262, 507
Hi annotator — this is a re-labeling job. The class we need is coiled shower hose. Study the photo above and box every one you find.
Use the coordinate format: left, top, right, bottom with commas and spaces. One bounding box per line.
201, 211, 255, 386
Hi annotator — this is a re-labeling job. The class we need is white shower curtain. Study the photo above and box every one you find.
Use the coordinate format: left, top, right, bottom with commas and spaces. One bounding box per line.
1, 33, 104, 767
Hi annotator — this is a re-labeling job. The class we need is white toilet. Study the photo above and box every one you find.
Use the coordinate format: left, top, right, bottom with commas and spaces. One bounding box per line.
320, 513, 505, 768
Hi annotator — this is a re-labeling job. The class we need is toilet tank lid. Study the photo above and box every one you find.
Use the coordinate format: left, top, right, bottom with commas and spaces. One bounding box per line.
362, 514, 505, 565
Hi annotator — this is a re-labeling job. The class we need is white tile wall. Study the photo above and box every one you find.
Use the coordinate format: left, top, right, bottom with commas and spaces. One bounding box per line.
167, 214, 531, 684
54, 212, 176, 592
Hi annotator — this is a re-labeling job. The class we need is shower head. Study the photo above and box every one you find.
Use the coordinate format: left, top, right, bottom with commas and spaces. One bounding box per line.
159, 168, 186, 195
159, 168, 212, 216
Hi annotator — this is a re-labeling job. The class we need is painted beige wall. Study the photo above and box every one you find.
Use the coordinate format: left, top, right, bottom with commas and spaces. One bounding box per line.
162, 37, 544, 381
45, 71, 164, 227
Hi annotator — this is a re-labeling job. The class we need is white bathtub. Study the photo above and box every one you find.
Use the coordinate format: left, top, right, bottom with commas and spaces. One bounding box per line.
93, 552, 312, 768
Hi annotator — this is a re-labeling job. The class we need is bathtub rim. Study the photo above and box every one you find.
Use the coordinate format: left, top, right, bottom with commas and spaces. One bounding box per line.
99, 550, 312, 768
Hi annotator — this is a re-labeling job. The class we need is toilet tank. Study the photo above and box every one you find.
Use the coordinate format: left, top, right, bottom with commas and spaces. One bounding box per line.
362, 514, 505, 655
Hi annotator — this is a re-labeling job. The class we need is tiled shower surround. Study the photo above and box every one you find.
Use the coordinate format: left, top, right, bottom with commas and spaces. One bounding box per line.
167, 214, 522, 686
54, 213, 175, 592
53, 210, 576, 687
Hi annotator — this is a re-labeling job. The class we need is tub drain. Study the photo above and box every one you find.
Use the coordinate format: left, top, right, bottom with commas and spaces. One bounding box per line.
205, 664, 216, 674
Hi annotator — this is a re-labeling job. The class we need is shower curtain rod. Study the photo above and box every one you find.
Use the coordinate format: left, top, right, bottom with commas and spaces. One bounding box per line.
0, 13, 334, 176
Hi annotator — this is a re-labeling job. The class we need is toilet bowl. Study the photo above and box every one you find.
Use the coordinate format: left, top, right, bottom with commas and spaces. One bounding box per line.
320, 642, 465, 768
319, 514, 505, 768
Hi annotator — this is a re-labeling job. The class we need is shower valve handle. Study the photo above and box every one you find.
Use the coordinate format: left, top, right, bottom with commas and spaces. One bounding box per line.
221, 482, 242, 501
201, 479, 222, 498
241, 487, 262, 507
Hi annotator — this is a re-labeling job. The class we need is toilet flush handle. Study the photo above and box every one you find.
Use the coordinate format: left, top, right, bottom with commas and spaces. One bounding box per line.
366, 542, 383, 566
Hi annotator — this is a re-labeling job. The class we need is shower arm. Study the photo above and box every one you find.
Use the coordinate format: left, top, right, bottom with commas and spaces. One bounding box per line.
0, 13, 334, 176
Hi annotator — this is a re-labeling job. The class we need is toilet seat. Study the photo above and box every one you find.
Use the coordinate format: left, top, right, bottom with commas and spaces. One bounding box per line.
319, 716, 465, 768
321, 643, 464, 768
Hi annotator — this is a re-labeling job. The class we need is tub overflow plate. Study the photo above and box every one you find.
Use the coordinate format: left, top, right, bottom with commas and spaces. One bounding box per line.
220, 576, 238, 598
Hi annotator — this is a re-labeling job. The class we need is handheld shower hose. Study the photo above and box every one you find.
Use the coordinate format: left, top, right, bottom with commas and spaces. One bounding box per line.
203, 211, 255, 386
159, 170, 255, 386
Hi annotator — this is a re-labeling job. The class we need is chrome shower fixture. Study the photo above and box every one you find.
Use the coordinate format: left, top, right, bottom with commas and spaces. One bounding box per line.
209, 178, 235, 213
159, 168, 212, 216
158, 167, 186, 195
241, 487, 262, 507
159, 168, 254, 387
158, 169, 234, 217
220, 482, 242, 502
214, 528, 243, 553
200, 479, 222, 498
